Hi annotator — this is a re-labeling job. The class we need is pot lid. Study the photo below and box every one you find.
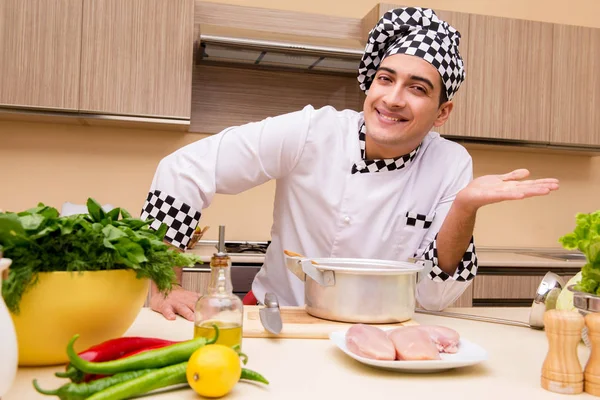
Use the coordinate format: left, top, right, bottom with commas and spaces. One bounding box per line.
304, 257, 424, 275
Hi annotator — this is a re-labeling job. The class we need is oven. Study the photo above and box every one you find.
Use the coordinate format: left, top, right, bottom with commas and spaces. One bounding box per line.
182, 241, 267, 300
225, 241, 268, 299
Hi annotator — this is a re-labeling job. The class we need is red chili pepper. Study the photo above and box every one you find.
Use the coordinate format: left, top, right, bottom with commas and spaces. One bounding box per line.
56, 337, 179, 382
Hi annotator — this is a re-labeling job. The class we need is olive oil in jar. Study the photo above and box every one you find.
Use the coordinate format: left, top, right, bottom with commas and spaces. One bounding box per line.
194, 320, 243, 348
194, 226, 244, 349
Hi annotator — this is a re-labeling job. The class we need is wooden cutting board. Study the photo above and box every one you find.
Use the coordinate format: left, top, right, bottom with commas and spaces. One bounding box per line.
242, 306, 419, 339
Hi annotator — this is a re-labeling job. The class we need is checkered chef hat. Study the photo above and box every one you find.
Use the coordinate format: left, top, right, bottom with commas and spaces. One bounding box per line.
357, 7, 465, 101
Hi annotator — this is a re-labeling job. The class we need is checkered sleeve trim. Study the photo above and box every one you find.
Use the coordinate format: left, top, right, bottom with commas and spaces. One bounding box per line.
422, 235, 478, 282
140, 190, 201, 250
406, 211, 434, 229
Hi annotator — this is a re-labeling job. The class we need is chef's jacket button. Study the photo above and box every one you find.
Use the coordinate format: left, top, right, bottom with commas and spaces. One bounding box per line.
343, 216, 351, 224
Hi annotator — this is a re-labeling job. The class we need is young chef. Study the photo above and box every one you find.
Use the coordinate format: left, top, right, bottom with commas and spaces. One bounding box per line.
141, 7, 559, 321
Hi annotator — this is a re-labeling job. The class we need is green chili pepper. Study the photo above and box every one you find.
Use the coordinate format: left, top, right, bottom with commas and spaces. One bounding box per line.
241, 368, 270, 385
32, 369, 155, 400
66, 326, 219, 375
84, 362, 268, 400
85, 362, 188, 400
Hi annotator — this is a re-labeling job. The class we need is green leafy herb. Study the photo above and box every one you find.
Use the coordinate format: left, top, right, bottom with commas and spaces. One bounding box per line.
0, 198, 202, 314
559, 210, 600, 295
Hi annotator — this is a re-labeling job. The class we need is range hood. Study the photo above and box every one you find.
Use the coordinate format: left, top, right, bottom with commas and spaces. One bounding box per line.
197, 25, 365, 74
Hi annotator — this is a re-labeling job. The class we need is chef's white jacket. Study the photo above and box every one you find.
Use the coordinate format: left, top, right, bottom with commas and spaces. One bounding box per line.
141, 105, 478, 311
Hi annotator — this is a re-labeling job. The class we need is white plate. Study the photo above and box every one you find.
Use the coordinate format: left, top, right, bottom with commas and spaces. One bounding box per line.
329, 328, 488, 373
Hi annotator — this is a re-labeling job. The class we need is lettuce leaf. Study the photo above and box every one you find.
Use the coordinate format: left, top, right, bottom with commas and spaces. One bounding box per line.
559, 210, 600, 295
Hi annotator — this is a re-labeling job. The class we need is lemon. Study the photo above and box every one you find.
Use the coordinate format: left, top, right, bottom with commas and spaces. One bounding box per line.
186, 344, 242, 398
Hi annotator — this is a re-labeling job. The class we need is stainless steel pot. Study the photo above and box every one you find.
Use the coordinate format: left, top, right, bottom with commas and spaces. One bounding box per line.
284, 253, 423, 323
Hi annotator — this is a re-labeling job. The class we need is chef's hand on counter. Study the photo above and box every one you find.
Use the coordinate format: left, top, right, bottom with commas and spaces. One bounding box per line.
149, 266, 199, 321
149, 285, 200, 321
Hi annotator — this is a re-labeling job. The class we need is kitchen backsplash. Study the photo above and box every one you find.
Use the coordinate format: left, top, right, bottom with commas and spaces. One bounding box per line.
1, 120, 598, 248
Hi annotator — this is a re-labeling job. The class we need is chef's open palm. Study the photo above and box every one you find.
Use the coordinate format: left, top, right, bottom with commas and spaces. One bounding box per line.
150, 286, 199, 321
457, 169, 559, 211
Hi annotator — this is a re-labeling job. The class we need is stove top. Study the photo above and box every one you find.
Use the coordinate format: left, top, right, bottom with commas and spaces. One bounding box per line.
223, 241, 269, 255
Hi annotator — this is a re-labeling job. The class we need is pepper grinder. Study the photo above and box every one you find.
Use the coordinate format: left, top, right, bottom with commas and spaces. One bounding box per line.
585, 313, 600, 396
541, 309, 584, 394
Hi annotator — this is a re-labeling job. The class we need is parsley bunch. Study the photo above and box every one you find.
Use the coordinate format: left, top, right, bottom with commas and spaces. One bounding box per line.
0, 198, 201, 314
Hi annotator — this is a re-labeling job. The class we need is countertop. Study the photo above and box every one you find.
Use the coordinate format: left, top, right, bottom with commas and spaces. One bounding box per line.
185, 243, 586, 269
6, 307, 596, 399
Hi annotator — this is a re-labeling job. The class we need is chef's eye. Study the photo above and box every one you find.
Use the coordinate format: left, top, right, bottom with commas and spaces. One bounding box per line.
377, 75, 392, 83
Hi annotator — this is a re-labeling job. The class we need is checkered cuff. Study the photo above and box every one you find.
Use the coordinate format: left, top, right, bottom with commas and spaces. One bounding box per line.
140, 190, 201, 250
422, 235, 478, 282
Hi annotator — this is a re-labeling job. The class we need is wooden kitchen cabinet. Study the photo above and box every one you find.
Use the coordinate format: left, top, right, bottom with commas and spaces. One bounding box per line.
465, 15, 553, 142
449, 283, 473, 307
471, 273, 575, 306
0, 0, 83, 111
427, 9, 470, 139
551, 24, 600, 147
79, 0, 194, 119
181, 271, 211, 295
473, 275, 544, 299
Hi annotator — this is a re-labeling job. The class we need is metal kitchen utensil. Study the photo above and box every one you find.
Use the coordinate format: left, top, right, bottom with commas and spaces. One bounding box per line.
284, 250, 423, 324
568, 284, 600, 347
415, 271, 565, 330
259, 292, 283, 335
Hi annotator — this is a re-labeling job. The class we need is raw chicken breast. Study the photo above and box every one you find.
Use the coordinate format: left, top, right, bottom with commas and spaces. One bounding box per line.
416, 325, 460, 353
345, 324, 396, 361
387, 327, 441, 360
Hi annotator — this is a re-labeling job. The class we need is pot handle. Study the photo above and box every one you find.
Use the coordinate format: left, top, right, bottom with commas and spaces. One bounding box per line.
300, 259, 335, 287
285, 255, 307, 282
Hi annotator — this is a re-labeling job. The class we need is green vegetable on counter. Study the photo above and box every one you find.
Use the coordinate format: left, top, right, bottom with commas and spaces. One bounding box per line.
559, 210, 600, 295
66, 332, 218, 375
0, 198, 202, 314
33, 369, 156, 400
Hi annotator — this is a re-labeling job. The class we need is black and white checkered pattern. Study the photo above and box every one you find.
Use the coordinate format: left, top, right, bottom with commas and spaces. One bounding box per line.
421, 234, 478, 282
140, 190, 201, 250
406, 211, 434, 228
351, 122, 420, 174
357, 7, 465, 101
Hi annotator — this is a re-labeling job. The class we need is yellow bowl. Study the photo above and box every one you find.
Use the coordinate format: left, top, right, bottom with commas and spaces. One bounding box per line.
10, 269, 149, 366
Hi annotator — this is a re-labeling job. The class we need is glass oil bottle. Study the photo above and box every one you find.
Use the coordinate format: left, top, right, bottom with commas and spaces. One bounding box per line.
193, 226, 244, 349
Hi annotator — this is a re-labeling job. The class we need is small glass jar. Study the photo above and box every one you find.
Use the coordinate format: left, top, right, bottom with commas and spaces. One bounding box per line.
193, 251, 244, 349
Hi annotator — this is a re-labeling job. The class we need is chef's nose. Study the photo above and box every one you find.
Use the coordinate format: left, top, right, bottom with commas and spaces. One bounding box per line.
382, 85, 407, 109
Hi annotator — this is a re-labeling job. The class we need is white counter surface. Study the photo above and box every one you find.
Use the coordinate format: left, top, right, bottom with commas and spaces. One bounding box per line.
6, 307, 596, 399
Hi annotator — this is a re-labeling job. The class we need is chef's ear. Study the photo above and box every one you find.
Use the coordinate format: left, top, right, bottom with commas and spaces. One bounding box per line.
433, 101, 453, 127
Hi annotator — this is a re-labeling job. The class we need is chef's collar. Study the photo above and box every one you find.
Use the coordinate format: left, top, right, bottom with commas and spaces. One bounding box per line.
357, 7, 465, 101
351, 122, 420, 174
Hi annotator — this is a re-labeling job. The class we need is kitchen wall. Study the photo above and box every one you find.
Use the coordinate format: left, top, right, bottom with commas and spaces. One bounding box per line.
1, 0, 599, 248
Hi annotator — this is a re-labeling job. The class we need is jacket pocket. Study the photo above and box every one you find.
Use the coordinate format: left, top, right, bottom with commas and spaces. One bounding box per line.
404, 211, 436, 229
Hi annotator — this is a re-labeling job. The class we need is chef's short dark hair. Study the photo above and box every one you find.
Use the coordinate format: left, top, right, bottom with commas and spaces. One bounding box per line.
439, 76, 448, 106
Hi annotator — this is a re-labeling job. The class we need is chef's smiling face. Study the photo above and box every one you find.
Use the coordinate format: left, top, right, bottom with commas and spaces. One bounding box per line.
362, 54, 453, 159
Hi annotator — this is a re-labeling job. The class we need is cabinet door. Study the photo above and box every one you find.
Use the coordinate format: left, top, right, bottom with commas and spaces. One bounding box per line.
473, 275, 542, 299
80, 0, 193, 119
448, 283, 473, 307
181, 271, 211, 295
430, 10, 470, 139
465, 15, 553, 142
551, 25, 600, 146
0, 0, 82, 110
